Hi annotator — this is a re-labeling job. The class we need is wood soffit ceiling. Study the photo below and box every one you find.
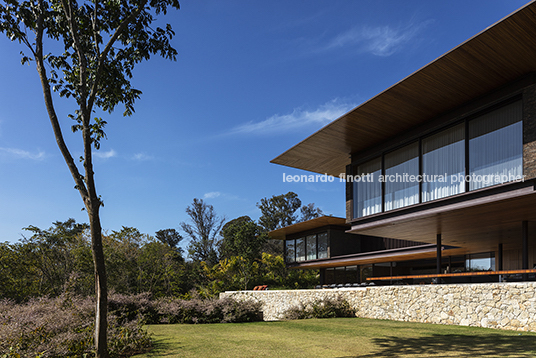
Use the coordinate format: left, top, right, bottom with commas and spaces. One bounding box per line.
271, 1, 536, 176
268, 216, 348, 240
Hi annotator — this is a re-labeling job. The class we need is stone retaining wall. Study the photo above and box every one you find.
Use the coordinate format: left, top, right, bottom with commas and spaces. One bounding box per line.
220, 282, 536, 331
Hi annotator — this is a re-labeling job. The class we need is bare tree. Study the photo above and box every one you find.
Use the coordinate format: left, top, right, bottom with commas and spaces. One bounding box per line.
181, 198, 225, 267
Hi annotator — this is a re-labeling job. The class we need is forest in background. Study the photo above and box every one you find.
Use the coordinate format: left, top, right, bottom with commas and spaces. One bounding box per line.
0, 192, 322, 301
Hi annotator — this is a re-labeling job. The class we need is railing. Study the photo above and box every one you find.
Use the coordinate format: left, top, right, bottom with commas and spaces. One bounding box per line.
365, 268, 536, 281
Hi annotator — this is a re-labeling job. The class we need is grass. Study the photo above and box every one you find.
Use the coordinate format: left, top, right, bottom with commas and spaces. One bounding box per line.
132, 318, 536, 357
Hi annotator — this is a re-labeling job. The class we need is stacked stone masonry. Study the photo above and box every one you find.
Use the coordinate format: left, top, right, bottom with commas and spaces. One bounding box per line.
220, 282, 536, 331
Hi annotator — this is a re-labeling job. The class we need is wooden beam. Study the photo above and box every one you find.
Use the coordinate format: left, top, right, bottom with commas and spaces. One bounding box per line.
365, 268, 536, 281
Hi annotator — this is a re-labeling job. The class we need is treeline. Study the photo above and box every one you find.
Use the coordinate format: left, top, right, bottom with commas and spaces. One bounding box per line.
0, 192, 322, 301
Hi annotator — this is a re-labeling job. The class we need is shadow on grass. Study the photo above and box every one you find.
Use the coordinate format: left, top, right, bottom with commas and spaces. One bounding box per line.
349, 333, 536, 357
139, 337, 183, 357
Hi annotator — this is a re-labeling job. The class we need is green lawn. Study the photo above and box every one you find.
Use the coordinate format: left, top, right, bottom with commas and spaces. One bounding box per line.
133, 318, 536, 357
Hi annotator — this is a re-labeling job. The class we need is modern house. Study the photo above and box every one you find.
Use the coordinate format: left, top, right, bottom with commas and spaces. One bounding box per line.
270, 2, 536, 285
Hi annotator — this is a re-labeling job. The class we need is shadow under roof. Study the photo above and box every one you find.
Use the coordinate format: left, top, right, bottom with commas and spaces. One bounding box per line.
271, 1, 536, 176
268, 216, 348, 240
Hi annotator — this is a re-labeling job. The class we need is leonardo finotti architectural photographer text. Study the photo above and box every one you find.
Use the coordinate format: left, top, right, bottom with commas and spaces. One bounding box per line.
283, 172, 526, 185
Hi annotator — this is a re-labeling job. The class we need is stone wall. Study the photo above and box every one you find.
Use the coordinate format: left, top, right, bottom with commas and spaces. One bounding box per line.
220, 282, 536, 331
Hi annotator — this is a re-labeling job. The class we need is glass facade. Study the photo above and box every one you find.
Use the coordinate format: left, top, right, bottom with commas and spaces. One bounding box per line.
285, 240, 295, 263
306, 235, 316, 260
384, 142, 419, 211
317, 232, 329, 259
422, 123, 465, 201
285, 232, 329, 263
296, 238, 305, 262
352, 100, 523, 218
466, 252, 495, 271
469, 101, 523, 190
324, 265, 360, 285
354, 157, 382, 218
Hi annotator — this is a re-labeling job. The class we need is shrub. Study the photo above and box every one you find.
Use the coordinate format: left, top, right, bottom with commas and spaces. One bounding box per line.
0, 293, 262, 358
282, 297, 355, 320
0, 295, 151, 358
153, 296, 262, 324
105, 292, 263, 325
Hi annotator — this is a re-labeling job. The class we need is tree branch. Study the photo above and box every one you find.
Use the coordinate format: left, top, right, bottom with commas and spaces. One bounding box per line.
87, 0, 149, 114
35, 0, 88, 201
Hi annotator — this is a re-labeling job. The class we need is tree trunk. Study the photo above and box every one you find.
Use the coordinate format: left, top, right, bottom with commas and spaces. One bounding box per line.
88, 204, 108, 358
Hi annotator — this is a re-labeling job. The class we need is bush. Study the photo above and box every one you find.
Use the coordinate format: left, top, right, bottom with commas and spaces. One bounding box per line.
0, 295, 151, 358
106, 292, 263, 325
282, 297, 355, 320
0, 293, 262, 358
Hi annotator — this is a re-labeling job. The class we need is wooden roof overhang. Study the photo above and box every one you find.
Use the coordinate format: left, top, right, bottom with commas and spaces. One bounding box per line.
348, 181, 536, 254
268, 216, 348, 240
287, 244, 460, 270
271, 1, 536, 177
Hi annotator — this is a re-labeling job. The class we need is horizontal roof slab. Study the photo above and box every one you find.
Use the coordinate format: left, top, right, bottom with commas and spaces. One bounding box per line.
272, 2, 536, 176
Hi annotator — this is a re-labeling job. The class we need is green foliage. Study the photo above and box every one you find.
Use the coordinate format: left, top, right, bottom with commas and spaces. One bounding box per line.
199, 253, 319, 295
181, 198, 225, 267
256, 192, 324, 255
281, 297, 355, 320
155, 228, 183, 252
257, 192, 302, 232
0, 220, 192, 301
219, 216, 266, 262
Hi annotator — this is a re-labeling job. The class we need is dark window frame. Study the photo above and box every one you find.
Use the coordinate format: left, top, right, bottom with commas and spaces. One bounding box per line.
351, 97, 523, 219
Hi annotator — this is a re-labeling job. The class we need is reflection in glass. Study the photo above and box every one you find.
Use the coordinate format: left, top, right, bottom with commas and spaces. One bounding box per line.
306, 235, 317, 260
285, 240, 295, 263
465, 252, 495, 271
469, 101, 522, 190
317, 232, 328, 259
335, 267, 346, 284
345, 265, 358, 283
325, 268, 335, 285
296, 238, 305, 262
384, 142, 419, 211
354, 157, 382, 218
422, 124, 465, 201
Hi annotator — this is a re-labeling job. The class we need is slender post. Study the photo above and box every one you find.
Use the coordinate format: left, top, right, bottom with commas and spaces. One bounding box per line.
390, 261, 393, 285
498, 243, 503, 271
498, 243, 503, 282
436, 234, 442, 275
522, 221, 529, 270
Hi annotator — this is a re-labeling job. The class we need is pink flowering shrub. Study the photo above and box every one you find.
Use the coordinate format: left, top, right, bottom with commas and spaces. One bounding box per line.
0, 295, 151, 358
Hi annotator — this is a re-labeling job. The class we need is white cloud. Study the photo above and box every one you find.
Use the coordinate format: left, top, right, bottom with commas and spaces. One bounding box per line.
0, 147, 45, 160
132, 153, 154, 161
227, 98, 356, 136
203, 191, 221, 199
317, 20, 432, 57
94, 149, 116, 159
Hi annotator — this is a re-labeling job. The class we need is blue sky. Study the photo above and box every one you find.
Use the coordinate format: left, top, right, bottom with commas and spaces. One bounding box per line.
0, 0, 530, 244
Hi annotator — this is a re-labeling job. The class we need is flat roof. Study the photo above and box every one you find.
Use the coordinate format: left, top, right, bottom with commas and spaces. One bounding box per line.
268, 216, 348, 240
271, 1, 536, 176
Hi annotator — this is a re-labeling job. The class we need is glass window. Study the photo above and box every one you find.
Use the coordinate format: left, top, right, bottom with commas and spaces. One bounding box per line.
317, 232, 329, 259
469, 101, 522, 190
306, 235, 317, 260
384, 142, 419, 211
466, 252, 495, 271
295, 237, 305, 262
335, 267, 346, 284
325, 268, 335, 285
285, 240, 295, 263
354, 157, 382, 218
345, 266, 358, 283
422, 124, 465, 201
